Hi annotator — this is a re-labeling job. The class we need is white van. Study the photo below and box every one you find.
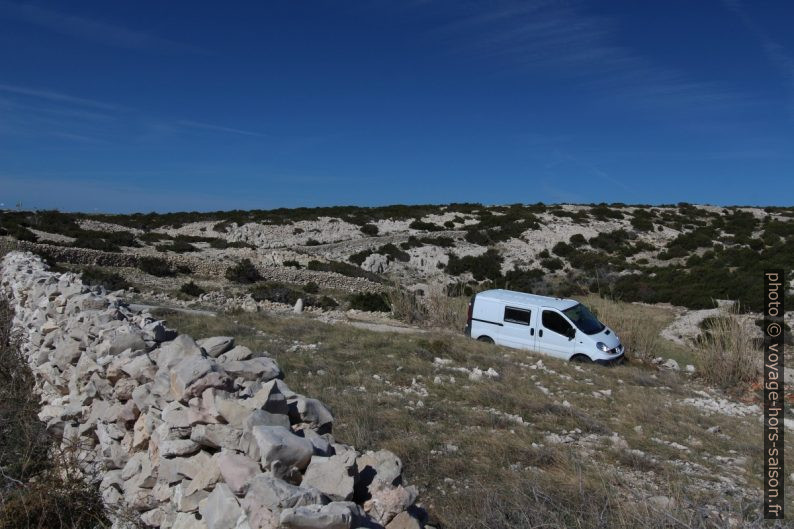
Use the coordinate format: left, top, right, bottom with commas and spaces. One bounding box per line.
464, 289, 624, 364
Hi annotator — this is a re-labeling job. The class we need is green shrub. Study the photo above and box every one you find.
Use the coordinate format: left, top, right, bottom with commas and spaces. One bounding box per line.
400, 236, 424, 250
250, 283, 302, 305
378, 243, 410, 262
360, 224, 379, 236
540, 257, 564, 271
588, 229, 634, 254
157, 239, 197, 253
569, 233, 586, 247
348, 292, 391, 312
305, 238, 321, 246
225, 258, 262, 283
138, 257, 176, 277
421, 236, 455, 248
443, 220, 455, 228
283, 260, 302, 269
309, 295, 338, 311
630, 216, 653, 232
590, 203, 624, 220
552, 241, 573, 257
349, 249, 374, 266
446, 249, 503, 281
409, 220, 443, 232
463, 229, 490, 245
79, 268, 130, 291
304, 281, 319, 294
139, 232, 171, 244
180, 281, 205, 297
500, 268, 544, 293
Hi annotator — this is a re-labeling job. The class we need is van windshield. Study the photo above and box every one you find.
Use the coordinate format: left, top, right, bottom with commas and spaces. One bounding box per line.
562, 303, 605, 335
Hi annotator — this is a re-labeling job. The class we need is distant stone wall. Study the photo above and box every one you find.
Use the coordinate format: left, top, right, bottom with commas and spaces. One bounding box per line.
1, 251, 423, 529
0, 237, 382, 293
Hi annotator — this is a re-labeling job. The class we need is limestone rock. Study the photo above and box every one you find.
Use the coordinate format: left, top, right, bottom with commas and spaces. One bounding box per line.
301, 451, 357, 501
251, 426, 313, 473
198, 336, 235, 358
199, 483, 244, 529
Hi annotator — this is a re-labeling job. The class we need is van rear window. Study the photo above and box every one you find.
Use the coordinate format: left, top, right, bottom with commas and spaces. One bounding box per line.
504, 307, 531, 325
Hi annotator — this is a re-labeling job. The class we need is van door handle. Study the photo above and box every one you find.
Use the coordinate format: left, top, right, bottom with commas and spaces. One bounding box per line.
530, 328, 534, 336
539, 329, 543, 338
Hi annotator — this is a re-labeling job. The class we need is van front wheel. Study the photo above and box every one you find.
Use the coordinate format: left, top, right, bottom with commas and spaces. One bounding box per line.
570, 354, 592, 363
477, 336, 494, 344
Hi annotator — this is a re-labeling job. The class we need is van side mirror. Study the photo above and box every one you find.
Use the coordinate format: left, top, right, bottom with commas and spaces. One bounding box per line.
566, 328, 576, 340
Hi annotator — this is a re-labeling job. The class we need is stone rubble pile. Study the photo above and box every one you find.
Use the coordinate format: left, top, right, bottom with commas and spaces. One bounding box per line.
1, 251, 423, 529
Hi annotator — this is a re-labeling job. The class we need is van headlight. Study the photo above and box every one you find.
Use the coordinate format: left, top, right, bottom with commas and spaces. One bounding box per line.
596, 342, 610, 352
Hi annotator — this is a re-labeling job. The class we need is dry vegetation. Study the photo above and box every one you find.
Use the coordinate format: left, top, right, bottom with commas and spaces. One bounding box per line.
154, 295, 787, 528
694, 305, 761, 388
0, 297, 118, 529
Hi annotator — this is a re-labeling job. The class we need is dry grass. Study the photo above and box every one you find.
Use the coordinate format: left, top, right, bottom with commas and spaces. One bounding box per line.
582, 294, 669, 362
155, 305, 785, 528
694, 306, 761, 388
388, 284, 469, 331
0, 296, 124, 529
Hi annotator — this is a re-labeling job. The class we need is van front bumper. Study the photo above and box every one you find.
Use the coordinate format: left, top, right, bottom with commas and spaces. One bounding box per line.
594, 353, 625, 366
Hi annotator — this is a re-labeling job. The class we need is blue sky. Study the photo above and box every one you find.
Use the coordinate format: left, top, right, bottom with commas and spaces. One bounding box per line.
0, 0, 792, 212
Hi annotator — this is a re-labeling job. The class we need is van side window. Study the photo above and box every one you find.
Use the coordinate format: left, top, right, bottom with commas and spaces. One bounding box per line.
542, 310, 573, 336
504, 307, 531, 325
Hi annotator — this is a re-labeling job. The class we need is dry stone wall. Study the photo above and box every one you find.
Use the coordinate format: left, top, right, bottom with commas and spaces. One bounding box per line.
1, 251, 422, 529
0, 237, 382, 293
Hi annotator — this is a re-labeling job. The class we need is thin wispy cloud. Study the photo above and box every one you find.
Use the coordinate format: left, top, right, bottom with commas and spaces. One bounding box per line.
0, 83, 263, 143
426, 1, 744, 113
0, 0, 206, 54
176, 120, 267, 138
723, 0, 794, 118
0, 83, 119, 110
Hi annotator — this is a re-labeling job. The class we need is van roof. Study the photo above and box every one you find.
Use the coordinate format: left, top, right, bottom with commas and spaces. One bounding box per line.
476, 289, 579, 311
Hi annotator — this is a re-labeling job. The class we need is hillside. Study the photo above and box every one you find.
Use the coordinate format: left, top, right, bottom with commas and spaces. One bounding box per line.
2, 203, 793, 314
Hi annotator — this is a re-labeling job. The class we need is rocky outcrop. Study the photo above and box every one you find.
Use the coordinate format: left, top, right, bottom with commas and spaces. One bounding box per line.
1, 251, 422, 529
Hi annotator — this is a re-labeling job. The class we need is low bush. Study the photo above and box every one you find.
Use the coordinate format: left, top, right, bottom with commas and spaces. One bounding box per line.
304, 282, 320, 294
309, 295, 339, 311
283, 260, 302, 269
79, 267, 130, 291
349, 250, 374, 266
378, 243, 410, 262
180, 281, 205, 297
409, 220, 444, 232
348, 292, 391, 312
446, 249, 503, 282
360, 224, 379, 236
138, 231, 170, 243
630, 216, 654, 232
225, 258, 262, 283
540, 257, 564, 271
250, 283, 302, 305
552, 241, 573, 257
156, 239, 197, 253
588, 229, 634, 254
138, 256, 176, 277
569, 233, 586, 247
589, 203, 624, 220
421, 236, 455, 248
305, 239, 321, 246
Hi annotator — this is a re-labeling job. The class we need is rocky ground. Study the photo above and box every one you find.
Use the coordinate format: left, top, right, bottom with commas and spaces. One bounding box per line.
2, 202, 793, 527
